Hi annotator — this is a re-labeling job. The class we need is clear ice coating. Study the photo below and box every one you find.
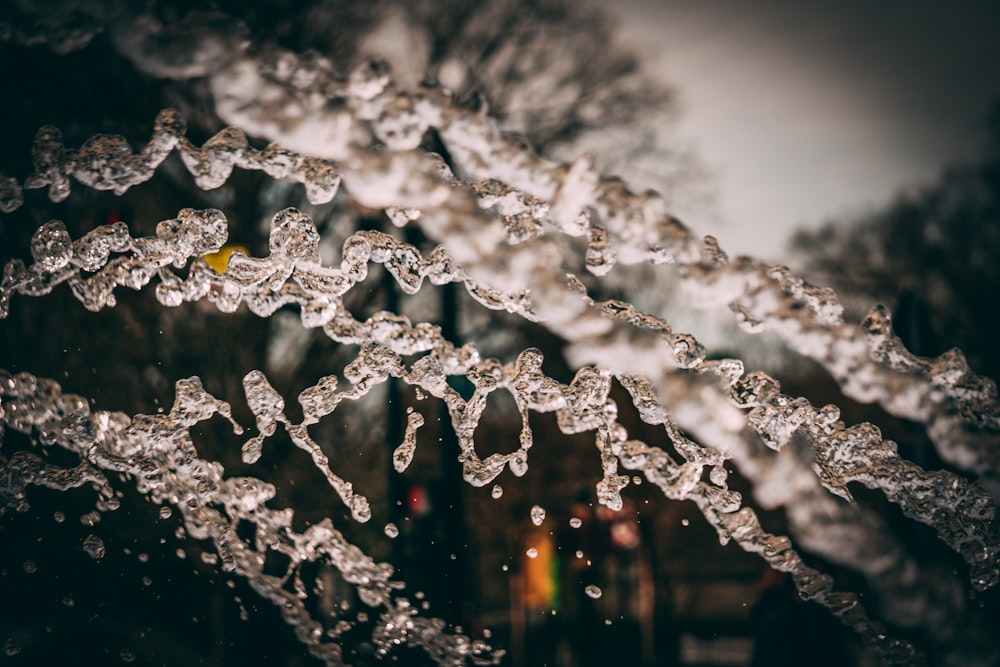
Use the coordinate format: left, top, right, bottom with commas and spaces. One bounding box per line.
0, 15, 999, 667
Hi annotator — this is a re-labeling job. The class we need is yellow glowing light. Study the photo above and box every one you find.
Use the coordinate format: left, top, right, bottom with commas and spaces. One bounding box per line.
203, 245, 250, 274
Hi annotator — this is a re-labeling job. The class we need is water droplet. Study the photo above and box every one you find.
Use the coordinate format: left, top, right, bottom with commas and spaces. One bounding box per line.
384, 523, 399, 538
526, 548, 538, 559
22, 560, 37, 574
491, 484, 503, 499
158, 506, 172, 519
530, 505, 546, 526
82, 534, 106, 560
585, 585, 603, 599
53, 511, 65, 523
4, 638, 21, 656
120, 648, 136, 663
569, 517, 582, 528
681, 519, 689, 527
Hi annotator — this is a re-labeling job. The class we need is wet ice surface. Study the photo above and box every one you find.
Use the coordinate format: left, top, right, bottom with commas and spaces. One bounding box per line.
0, 42, 998, 667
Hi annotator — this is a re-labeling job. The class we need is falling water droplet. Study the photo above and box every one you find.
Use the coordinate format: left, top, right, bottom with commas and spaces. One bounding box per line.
4, 638, 21, 656
526, 547, 538, 559
158, 506, 172, 519
384, 523, 399, 538
530, 505, 546, 526
82, 534, 106, 560
585, 585, 602, 599
569, 517, 582, 528
491, 484, 503, 499
22, 560, 37, 574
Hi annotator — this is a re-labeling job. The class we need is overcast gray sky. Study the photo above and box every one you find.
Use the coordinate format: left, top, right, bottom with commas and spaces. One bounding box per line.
601, 0, 1000, 262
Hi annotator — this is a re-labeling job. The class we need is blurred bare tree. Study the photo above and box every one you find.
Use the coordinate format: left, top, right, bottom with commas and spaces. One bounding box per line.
791, 102, 1000, 383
